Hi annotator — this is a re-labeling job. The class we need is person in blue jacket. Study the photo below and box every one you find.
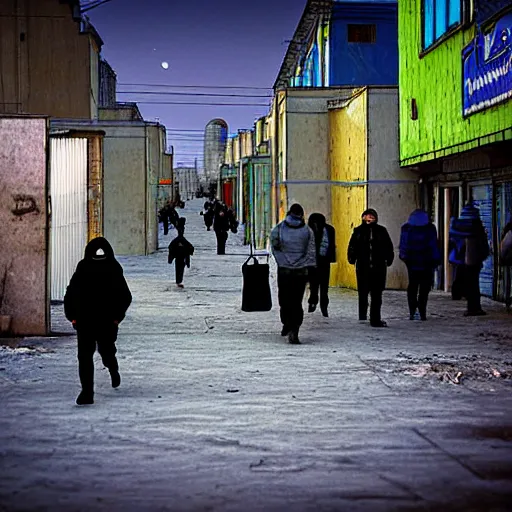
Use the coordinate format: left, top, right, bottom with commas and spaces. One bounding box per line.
399, 209, 441, 321
449, 203, 489, 316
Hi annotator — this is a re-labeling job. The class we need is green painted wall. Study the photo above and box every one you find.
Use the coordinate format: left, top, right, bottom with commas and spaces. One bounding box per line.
398, 1, 512, 166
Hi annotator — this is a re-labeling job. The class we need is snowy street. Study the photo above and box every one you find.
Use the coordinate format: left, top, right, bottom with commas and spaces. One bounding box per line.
1, 199, 512, 512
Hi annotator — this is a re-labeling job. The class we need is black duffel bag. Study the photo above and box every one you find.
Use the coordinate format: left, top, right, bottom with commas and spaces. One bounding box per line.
241, 255, 272, 312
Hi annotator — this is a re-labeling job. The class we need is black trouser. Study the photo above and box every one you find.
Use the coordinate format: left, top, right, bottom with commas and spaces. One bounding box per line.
77, 324, 119, 394
407, 268, 433, 318
451, 264, 465, 300
163, 218, 169, 235
175, 259, 186, 284
308, 260, 330, 312
356, 266, 386, 323
215, 230, 228, 255
277, 268, 308, 333
465, 264, 482, 313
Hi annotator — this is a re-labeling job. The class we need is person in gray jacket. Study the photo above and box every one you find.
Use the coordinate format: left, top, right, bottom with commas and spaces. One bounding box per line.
270, 203, 316, 344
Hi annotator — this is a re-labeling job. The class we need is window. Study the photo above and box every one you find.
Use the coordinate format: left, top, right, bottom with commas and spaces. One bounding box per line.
348, 24, 377, 44
423, 0, 462, 49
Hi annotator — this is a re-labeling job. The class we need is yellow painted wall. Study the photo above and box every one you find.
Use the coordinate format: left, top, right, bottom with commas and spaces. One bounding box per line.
329, 90, 368, 289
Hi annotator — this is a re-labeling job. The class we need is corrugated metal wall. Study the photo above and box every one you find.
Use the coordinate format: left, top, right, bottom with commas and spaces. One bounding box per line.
50, 138, 88, 301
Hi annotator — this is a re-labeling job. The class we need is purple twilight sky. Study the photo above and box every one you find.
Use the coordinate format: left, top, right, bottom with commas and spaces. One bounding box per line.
87, 0, 306, 167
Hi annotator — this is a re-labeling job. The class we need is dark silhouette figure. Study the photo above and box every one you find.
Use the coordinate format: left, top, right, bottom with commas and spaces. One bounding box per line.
213, 202, 231, 255
348, 208, 394, 327
449, 203, 489, 316
64, 237, 132, 405
159, 202, 179, 235
307, 213, 336, 317
168, 217, 195, 288
202, 199, 215, 231
399, 209, 441, 320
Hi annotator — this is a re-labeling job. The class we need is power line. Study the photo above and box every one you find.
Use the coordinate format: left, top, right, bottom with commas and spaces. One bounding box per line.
81, 0, 115, 13
119, 82, 271, 91
117, 91, 272, 98
134, 101, 270, 107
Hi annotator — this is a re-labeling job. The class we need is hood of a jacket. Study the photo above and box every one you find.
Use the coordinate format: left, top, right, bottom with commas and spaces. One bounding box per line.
308, 213, 326, 231
362, 208, 378, 222
84, 237, 115, 261
408, 209, 429, 227
284, 214, 305, 228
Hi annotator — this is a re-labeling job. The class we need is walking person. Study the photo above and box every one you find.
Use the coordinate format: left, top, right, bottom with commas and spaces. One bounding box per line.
348, 208, 394, 327
213, 202, 230, 255
399, 209, 441, 320
202, 198, 215, 231
168, 217, 195, 288
159, 204, 170, 235
449, 203, 490, 316
270, 203, 316, 344
168, 203, 179, 231
307, 213, 336, 317
64, 237, 132, 405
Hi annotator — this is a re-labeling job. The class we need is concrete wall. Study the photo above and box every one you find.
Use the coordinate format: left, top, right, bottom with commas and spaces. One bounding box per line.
367, 88, 419, 289
0, 116, 49, 335
0, 0, 96, 119
283, 89, 355, 223
99, 105, 143, 122
146, 124, 166, 254
102, 125, 147, 256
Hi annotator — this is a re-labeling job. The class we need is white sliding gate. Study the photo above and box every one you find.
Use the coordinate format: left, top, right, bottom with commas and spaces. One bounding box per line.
50, 138, 88, 301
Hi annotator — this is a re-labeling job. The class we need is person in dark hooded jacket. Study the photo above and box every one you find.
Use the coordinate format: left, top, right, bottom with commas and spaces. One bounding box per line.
168, 217, 195, 288
64, 237, 132, 405
213, 202, 231, 255
449, 203, 489, 316
399, 209, 441, 320
348, 208, 394, 327
307, 213, 336, 317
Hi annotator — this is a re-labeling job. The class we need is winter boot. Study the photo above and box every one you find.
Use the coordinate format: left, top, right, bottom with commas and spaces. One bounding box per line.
110, 370, 121, 388
76, 390, 94, 405
288, 331, 300, 344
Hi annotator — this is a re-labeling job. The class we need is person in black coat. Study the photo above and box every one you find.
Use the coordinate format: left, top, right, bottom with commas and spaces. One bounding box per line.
202, 199, 215, 231
399, 209, 441, 321
348, 208, 394, 327
213, 202, 231, 255
64, 237, 132, 405
307, 212, 336, 317
168, 217, 195, 288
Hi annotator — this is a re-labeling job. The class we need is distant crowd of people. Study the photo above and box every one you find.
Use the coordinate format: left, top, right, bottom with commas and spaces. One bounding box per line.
64, 196, 511, 404
201, 198, 239, 255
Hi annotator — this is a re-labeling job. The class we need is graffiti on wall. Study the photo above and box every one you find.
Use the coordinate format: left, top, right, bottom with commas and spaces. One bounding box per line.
11, 194, 39, 216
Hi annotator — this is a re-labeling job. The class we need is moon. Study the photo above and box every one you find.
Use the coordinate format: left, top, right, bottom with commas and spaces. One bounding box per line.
161, 61, 169, 70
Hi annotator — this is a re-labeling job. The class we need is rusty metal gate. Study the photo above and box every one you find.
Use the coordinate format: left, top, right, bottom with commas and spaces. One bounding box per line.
50, 137, 88, 301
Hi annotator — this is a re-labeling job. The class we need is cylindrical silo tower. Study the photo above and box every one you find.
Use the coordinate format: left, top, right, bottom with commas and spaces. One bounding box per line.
204, 119, 228, 189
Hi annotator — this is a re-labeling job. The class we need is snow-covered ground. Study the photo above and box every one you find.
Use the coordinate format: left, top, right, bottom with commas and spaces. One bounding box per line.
1, 199, 512, 512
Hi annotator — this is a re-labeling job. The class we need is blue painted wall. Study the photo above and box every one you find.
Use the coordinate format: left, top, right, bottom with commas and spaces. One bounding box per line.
329, 2, 398, 86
